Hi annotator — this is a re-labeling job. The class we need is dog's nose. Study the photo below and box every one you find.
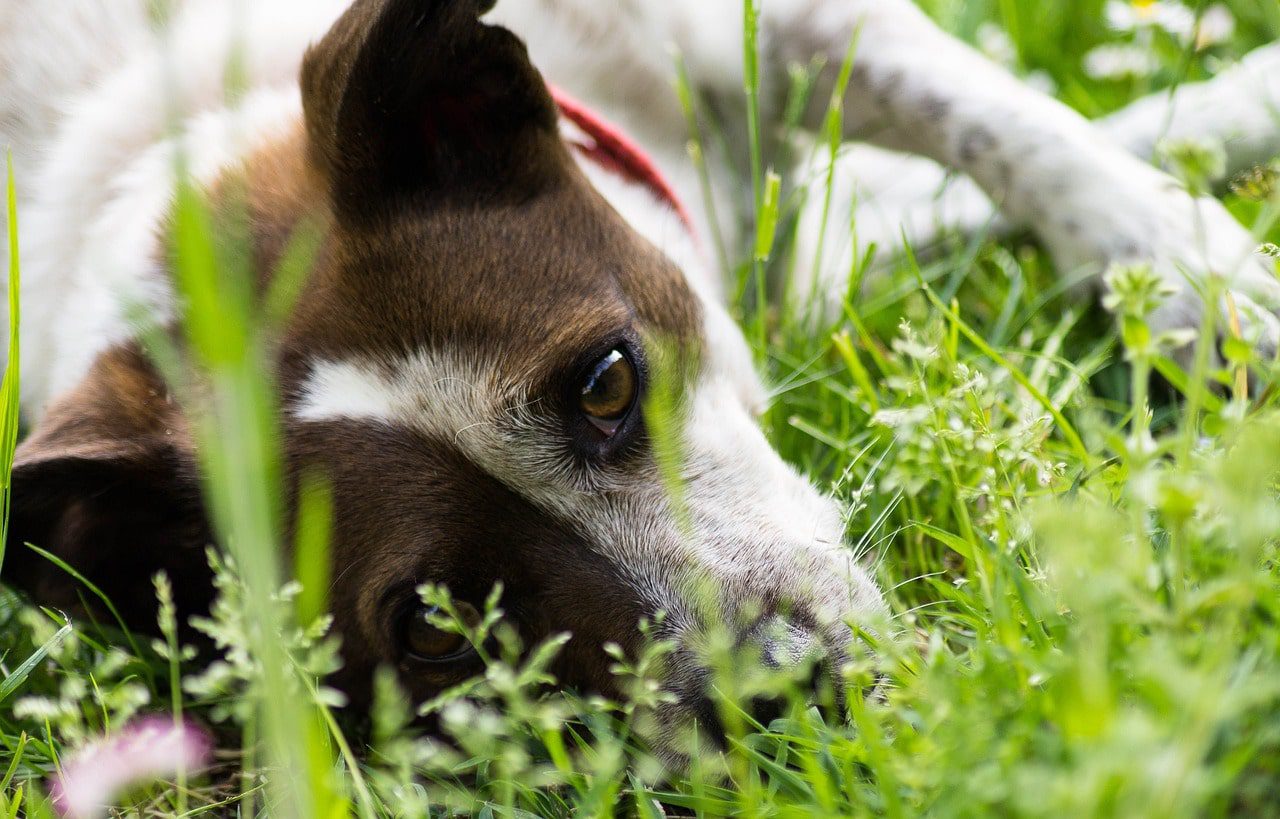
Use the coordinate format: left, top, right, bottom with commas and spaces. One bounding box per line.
747, 614, 823, 670
666, 614, 850, 748
737, 615, 839, 728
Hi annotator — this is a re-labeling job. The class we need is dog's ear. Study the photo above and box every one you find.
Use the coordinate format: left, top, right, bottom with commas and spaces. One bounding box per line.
301, 0, 564, 220
2, 348, 213, 627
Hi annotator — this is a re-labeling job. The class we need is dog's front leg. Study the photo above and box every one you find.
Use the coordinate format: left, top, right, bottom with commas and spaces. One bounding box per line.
768, 0, 1280, 353
1103, 42, 1280, 177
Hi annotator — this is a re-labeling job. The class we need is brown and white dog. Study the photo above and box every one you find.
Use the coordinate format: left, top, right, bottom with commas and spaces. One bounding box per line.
1, 0, 1278, 740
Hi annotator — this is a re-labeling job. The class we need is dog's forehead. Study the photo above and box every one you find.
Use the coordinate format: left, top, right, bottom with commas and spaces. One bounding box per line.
285, 178, 703, 371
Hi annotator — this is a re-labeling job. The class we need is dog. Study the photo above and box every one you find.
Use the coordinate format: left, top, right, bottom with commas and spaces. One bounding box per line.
1, 0, 1278, 745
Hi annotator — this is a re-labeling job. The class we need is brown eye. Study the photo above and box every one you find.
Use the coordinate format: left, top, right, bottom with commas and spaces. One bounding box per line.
579, 349, 638, 433
401, 603, 479, 663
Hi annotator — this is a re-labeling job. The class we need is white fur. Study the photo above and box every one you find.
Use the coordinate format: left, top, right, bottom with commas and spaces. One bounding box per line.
4, 0, 352, 411
1104, 42, 1280, 173
0, 0, 730, 411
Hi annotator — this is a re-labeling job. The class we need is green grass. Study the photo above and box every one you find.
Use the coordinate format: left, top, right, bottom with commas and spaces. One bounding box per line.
1, 154, 21, 576
4, 1, 1280, 816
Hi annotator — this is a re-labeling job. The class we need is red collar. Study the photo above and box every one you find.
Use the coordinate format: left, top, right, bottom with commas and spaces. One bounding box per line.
549, 85, 696, 235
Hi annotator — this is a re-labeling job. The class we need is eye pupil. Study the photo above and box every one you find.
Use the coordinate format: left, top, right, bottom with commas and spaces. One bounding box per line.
403, 605, 472, 662
580, 349, 638, 428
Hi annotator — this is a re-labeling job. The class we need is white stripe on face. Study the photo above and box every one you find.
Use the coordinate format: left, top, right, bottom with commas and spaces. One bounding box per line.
294, 348, 605, 502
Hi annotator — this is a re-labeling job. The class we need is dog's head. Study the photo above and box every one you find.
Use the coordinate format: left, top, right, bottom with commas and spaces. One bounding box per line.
5, 0, 885, 744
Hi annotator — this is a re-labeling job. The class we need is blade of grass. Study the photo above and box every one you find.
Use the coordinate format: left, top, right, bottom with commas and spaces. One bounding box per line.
0, 732, 27, 793
293, 471, 333, 628
805, 27, 862, 314
2, 785, 21, 819
1, 153, 22, 575
169, 167, 342, 818
22, 543, 146, 662
673, 56, 732, 280
0, 622, 72, 706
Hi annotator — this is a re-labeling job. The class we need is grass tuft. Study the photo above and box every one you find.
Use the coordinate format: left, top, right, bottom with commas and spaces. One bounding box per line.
1, 154, 21, 575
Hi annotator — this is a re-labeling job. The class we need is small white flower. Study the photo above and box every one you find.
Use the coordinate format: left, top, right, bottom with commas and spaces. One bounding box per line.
1025, 70, 1059, 96
1106, 0, 1234, 47
1084, 43, 1161, 79
1106, 0, 1196, 38
977, 22, 1017, 67
1195, 5, 1236, 48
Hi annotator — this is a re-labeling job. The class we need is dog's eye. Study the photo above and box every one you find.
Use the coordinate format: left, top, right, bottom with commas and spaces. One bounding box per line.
579, 349, 638, 433
400, 603, 479, 664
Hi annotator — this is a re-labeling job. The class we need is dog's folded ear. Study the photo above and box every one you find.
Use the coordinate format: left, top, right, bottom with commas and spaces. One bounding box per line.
301, 0, 564, 221
2, 349, 213, 628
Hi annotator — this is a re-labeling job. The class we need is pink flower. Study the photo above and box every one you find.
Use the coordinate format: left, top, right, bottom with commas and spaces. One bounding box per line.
50, 717, 212, 819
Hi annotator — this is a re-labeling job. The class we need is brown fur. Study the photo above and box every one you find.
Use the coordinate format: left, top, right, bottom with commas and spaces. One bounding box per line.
6, 345, 212, 627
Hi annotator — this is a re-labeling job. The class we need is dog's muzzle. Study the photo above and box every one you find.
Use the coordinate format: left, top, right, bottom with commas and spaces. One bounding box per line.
655, 609, 855, 750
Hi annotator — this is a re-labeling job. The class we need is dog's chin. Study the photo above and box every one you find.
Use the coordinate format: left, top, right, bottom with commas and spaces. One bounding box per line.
634, 678, 848, 773
629, 699, 727, 772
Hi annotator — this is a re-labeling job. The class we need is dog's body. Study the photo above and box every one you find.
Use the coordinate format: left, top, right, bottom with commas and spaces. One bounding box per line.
2, 0, 1279, 741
